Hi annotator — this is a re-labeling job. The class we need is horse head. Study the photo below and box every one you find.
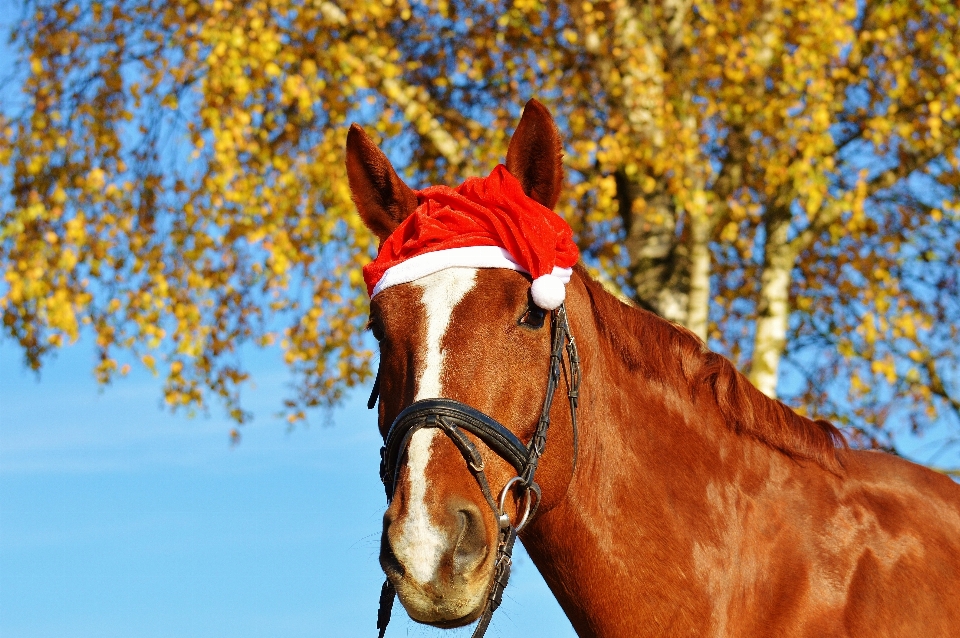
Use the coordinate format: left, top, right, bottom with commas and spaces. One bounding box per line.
346, 100, 580, 628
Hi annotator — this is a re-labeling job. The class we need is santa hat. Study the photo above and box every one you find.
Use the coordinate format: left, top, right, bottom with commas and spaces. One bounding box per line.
362, 165, 579, 310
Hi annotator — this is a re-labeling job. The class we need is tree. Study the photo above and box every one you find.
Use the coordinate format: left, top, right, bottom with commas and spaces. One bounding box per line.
2, 0, 959, 461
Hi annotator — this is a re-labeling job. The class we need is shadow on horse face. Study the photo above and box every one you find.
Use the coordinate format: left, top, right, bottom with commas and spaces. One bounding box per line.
371, 267, 555, 626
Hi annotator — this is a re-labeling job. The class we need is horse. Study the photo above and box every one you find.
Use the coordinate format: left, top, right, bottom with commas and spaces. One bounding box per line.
345, 99, 960, 638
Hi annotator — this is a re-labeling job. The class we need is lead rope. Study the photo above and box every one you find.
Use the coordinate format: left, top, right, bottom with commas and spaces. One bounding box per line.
374, 304, 579, 638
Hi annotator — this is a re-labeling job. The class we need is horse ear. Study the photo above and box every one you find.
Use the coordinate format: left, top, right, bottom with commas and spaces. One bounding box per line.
346, 124, 418, 242
506, 99, 564, 210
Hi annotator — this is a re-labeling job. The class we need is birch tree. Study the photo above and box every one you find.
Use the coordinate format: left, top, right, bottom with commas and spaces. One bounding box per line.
2, 0, 958, 455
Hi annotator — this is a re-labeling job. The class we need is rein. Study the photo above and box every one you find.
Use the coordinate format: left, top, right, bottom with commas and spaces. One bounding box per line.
369, 304, 581, 638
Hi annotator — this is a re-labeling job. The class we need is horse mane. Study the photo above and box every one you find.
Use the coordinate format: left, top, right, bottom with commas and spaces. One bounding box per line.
576, 266, 847, 472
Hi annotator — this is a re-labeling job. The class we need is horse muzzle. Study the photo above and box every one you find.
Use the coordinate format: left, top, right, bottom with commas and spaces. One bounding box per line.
380, 491, 493, 626
377, 399, 527, 627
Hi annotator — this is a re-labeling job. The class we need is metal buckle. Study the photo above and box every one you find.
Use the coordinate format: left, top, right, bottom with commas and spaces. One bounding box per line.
497, 476, 535, 532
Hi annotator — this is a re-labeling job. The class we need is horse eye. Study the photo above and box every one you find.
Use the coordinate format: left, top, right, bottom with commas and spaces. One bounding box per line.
519, 304, 547, 329
369, 318, 385, 342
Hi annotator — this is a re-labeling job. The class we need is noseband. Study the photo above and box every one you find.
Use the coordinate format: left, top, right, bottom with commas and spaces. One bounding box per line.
371, 304, 581, 638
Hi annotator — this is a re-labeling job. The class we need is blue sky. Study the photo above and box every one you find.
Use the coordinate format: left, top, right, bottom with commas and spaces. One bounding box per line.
0, 340, 576, 638
0, 7, 565, 634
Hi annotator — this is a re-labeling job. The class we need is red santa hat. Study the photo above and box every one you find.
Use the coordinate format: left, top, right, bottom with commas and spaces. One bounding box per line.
362, 164, 579, 310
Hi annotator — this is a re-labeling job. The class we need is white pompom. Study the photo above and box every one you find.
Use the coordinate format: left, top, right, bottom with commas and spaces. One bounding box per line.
530, 275, 566, 310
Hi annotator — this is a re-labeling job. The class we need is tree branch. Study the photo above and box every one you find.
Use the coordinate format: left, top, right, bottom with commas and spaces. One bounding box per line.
319, 1, 465, 168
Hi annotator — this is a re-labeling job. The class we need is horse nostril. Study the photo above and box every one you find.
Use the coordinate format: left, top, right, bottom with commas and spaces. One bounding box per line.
452, 503, 489, 575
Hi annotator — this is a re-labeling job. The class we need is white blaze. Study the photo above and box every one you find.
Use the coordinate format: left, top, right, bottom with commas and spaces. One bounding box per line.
413, 267, 478, 401
399, 428, 444, 584
394, 268, 477, 584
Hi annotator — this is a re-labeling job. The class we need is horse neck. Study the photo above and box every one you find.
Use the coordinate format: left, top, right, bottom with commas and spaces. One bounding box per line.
520, 276, 823, 637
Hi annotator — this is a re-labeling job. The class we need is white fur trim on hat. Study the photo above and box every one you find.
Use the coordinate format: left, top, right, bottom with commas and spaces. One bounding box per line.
371, 246, 573, 306
371, 246, 524, 298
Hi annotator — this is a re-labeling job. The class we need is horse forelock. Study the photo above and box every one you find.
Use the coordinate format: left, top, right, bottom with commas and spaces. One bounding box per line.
576, 266, 847, 472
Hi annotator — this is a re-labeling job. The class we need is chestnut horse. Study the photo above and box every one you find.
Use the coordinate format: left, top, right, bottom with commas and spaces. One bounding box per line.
346, 101, 960, 637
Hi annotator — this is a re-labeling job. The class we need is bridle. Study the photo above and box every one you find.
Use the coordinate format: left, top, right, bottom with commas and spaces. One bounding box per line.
369, 303, 582, 638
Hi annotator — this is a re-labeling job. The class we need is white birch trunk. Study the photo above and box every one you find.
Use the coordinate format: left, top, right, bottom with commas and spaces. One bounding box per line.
686, 212, 711, 342
749, 213, 795, 398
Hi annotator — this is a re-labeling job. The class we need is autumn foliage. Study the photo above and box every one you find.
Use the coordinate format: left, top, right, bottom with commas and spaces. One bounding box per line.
1, 0, 958, 459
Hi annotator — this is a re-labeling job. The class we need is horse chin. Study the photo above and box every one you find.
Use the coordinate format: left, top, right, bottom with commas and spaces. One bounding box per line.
389, 572, 491, 627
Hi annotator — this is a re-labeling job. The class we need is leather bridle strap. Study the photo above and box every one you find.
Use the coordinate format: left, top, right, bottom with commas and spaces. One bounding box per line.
371, 304, 580, 638
380, 399, 528, 500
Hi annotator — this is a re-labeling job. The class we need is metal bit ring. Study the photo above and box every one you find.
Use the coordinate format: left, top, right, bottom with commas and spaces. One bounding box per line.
497, 476, 534, 532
